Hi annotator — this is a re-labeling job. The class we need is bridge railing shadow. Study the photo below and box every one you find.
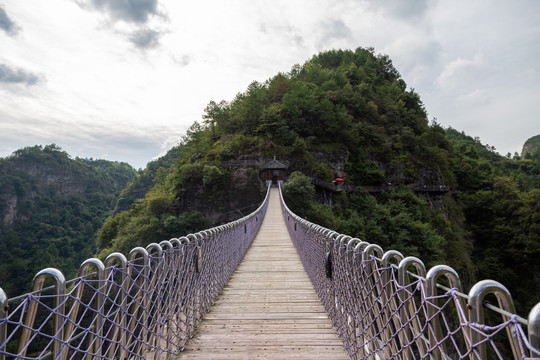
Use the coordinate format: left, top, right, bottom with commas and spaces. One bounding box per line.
279, 183, 540, 360
0, 185, 272, 360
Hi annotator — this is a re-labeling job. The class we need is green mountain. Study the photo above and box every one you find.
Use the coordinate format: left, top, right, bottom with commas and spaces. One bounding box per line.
98, 47, 539, 314
522, 134, 540, 159
0, 144, 136, 295
113, 144, 185, 213
2, 48, 537, 317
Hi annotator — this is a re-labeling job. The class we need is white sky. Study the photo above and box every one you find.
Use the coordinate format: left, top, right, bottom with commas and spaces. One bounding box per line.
1, 0, 539, 169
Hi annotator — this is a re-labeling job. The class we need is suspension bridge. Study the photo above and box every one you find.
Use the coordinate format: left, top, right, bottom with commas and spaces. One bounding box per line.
1, 184, 539, 359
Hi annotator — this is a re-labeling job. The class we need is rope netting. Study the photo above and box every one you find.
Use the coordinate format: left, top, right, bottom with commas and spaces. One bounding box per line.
278, 185, 540, 360
0, 185, 270, 360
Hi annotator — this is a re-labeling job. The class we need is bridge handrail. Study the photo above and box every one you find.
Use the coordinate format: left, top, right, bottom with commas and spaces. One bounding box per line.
278, 183, 540, 360
0, 184, 271, 360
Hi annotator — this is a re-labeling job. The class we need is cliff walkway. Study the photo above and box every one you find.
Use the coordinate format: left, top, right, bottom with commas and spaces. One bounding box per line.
1, 185, 539, 360
311, 177, 451, 193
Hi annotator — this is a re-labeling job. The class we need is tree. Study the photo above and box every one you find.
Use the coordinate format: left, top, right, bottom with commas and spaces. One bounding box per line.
282, 171, 315, 217
203, 100, 229, 140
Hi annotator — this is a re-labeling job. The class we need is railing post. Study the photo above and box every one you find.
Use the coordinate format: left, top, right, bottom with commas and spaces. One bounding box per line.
352, 240, 369, 359
60, 258, 105, 360
361, 244, 389, 360
528, 302, 540, 357
145, 243, 163, 359
398, 257, 427, 359
0, 287, 7, 360
128, 247, 150, 358
381, 250, 404, 358
468, 280, 520, 360
159, 240, 174, 360
187, 233, 204, 330
85, 259, 106, 360
104, 253, 129, 360
168, 239, 184, 353
425, 265, 466, 360
17, 268, 66, 358
176, 237, 192, 345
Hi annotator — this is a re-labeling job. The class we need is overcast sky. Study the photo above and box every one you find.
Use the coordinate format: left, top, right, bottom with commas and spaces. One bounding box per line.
1, 0, 539, 169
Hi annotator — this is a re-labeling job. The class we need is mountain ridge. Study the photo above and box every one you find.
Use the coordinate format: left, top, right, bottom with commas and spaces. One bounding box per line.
95, 47, 538, 313
0, 144, 136, 294
1, 48, 538, 316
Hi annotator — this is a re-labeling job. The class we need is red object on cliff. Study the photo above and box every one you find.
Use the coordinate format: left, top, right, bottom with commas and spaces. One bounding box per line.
334, 178, 344, 183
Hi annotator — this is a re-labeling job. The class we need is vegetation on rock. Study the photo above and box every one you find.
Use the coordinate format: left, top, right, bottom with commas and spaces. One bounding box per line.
521, 134, 540, 160
175, 47, 537, 313
0, 144, 136, 295
2, 48, 538, 316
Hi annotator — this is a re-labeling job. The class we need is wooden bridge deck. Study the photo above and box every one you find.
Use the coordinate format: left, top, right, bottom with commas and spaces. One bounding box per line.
177, 188, 348, 359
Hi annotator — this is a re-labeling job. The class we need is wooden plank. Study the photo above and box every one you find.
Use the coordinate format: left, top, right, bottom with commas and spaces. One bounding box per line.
179, 347, 349, 360
207, 305, 326, 311
176, 188, 347, 359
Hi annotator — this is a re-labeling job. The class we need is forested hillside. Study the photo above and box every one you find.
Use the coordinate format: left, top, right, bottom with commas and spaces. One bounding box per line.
3, 48, 536, 316
0, 145, 136, 295
113, 144, 185, 213
97, 48, 538, 314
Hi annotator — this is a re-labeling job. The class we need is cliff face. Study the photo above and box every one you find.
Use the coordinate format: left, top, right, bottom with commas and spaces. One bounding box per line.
522, 135, 540, 159
14, 163, 88, 193
174, 162, 266, 224
1, 162, 93, 228
1, 158, 134, 230
0, 145, 136, 295
1, 193, 18, 227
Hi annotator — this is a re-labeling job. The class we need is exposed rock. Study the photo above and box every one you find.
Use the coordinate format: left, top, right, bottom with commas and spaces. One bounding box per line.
12, 163, 88, 195
521, 134, 540, 158
1, 193, 17, 227
417, 167, 443, 186
312, 150, 350, 177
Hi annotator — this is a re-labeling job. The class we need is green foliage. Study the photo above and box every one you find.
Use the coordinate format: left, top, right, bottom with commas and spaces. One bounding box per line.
96, 48, 537, 316
0, 145, 136, 295
5, 47, 538, 320
203, 165, 229, 196
309, 161, 334, 182
114, 144, 184, 212
315, 188, 454, 270
348, 156, 385, 185
185, 48, 538, 315
199, 47, 444, 178
460, 178, 540, 312
282, 171, 315, 217
521, 134, 540, 159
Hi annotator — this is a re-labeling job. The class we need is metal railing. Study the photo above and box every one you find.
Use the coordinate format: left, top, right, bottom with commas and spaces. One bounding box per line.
0, 185, 271, 360
279, 183, 540, 359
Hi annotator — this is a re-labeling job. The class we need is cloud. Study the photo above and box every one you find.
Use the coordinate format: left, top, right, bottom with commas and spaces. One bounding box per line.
366, 0, 429, 20
384, 36, 442, 86
456, 89, 492, 105
0, 112, 181, 169
259, 22, 305, 48
75, 0, 162, 24
129, 28, 161, 49
75, 0, 168, 50
152, 134, 182, 161
436, 54, 483, 90
172, 54, 191, 67
0, 64, 43, 86
317, 19, 352, 47
0, 5, 21, 36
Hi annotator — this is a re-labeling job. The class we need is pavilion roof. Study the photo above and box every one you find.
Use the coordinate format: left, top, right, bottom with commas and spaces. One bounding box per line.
262, 158, 288, 169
